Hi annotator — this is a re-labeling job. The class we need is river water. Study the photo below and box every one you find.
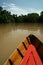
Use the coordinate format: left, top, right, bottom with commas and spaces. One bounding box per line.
0, 23, 43, 65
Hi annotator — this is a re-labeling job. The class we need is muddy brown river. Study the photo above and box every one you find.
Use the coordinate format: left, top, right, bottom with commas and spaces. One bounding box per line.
0, 23, 43, 65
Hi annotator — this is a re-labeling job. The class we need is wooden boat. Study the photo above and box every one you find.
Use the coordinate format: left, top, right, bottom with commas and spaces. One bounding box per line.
4, 34, 43, 65
20, 44, 43, 65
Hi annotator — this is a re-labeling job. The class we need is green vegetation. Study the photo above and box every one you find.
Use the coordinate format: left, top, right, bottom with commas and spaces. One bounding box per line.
0, 6, 43, 24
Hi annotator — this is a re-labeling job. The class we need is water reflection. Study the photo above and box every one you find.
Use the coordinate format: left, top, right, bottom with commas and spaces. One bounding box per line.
0, 23, 43, 65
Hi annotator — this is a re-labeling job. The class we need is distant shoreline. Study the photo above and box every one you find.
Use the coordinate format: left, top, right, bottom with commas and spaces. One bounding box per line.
0, 6, 43, 24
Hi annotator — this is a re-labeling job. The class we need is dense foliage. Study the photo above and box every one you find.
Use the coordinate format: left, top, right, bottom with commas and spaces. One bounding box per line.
0, 6, 43, 24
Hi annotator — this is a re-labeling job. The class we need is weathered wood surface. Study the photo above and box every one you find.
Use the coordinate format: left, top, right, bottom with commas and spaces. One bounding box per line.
4, 34, 43, 65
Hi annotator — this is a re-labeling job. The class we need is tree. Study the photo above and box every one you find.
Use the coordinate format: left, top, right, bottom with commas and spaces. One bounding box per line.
0, 7, 3, 14
0, 6, 43, 23
40, 11, 43, 16
38, 11, 43, 23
